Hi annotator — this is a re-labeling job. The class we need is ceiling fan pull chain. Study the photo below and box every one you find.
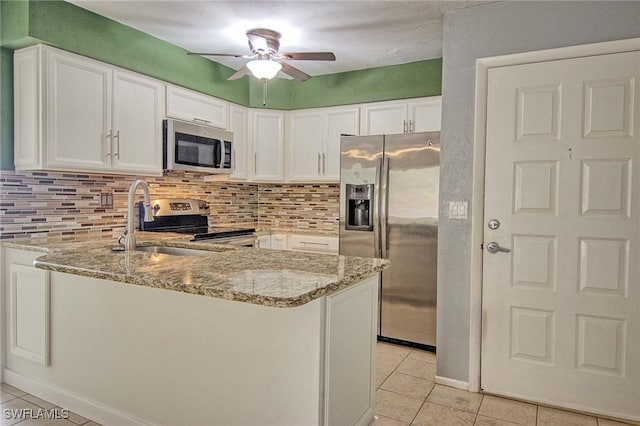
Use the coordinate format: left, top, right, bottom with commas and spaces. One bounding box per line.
262, 79, 268, 106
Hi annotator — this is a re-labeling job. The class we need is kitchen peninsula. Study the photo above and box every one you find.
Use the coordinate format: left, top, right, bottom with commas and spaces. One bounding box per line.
2, 235, 388, 426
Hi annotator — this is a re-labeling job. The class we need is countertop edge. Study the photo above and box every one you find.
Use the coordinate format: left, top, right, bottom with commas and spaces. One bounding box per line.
33, 259, 388, 308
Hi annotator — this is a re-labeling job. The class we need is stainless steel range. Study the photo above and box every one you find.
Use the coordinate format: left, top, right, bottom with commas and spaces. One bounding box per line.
138, 198, 256, 247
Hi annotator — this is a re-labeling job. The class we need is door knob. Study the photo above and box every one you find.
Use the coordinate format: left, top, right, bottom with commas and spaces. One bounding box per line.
486, 242, 510, 254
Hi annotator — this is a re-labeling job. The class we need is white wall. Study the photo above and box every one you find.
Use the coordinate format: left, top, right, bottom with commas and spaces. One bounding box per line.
437, 1, 640, 382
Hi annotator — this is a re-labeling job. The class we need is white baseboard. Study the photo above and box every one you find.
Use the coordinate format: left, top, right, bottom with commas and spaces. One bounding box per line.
435, 375, 470, 391
3, 369, 147, 426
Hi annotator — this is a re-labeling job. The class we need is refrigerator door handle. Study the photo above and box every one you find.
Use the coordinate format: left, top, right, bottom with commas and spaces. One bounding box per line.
380, 157, 390, 259
374, 158, 382, 258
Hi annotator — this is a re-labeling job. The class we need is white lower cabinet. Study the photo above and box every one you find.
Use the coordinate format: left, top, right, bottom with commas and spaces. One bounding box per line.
257, 233, 338, 254
288, 235, 338, 254
14, 44, 164, 175
3, 249, 50, 367
3, 268, 378, 426
270, 234, 288, 250
256, 235, 271, 249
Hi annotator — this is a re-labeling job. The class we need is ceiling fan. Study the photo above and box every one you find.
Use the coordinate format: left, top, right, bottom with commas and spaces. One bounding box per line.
187, 28, 336, 81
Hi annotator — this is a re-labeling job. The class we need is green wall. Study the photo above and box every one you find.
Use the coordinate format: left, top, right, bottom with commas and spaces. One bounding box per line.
0, 0, 442, 169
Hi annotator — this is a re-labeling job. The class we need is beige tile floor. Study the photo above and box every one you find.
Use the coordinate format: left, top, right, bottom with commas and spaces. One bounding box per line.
0, 342, 635, 426
0, 383, 99, 426
376, 341, 636, 426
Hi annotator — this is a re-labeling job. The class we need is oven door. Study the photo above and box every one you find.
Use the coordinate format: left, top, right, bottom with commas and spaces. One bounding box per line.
164, 119, 233, 173
201, 235, 257, 248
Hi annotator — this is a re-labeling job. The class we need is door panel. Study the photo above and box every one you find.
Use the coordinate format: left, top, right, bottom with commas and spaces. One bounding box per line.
339, 135, 383, 258
380, 133, 439, 346
482, 51, 640, 420
288, 112, 324, 181
112, 70, 163, 174
46, 49, 112, 170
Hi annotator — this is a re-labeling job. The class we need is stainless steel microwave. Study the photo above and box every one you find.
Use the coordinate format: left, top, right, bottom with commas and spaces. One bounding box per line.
163, 119, 233, 173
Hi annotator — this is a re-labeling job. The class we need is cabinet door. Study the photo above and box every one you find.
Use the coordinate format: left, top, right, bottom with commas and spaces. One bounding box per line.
4, 249, 51, 367
46, 49, 112, 170
360, 101, 407, 135
324, 107, 359, 181
252, 110, 285, 181
166, 86, 229, 129
288, 111, 324, 181
14, 46, 42, 169
270, 234, 288, 250
408, 96, 442, 132
230, 105, 249, 180
256, 235, 271, 249
112, 70, 164, 175
288, 235, 338, 254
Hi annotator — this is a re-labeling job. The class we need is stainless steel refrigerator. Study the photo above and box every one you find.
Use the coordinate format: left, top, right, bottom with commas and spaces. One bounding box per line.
339, 132, 439, 349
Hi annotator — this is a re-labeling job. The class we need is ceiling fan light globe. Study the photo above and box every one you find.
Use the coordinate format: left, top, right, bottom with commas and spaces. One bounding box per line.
247, 60, 282, 80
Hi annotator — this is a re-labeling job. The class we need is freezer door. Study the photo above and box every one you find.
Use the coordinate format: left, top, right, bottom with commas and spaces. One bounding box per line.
380, 132, 439, 347
339, 135, 383, 258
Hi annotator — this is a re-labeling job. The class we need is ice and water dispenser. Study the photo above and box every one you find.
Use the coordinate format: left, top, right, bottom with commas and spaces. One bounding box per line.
345, 184, 374, 231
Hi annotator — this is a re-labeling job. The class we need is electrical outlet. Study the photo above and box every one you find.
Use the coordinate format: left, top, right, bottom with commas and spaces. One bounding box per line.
449, 201, 468, 220
100, 192, 114, 208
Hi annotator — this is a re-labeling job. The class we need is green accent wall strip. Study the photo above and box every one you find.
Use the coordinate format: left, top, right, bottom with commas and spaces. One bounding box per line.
0, 0, 29, 47
287, 59, 442, 109
0, 48, 13, 170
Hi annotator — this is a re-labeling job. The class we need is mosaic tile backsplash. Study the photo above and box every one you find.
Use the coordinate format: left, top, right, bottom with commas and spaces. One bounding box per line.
0, 170, 339, 241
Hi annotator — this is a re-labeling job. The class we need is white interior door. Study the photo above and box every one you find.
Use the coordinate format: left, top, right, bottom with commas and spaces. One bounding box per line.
481, 50, 640, 421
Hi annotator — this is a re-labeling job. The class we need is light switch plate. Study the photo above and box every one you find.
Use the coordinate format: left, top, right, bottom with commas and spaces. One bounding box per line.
449, 201, 468, 220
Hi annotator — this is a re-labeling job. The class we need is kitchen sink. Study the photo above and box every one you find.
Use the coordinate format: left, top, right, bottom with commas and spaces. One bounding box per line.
135, 246, 211, 256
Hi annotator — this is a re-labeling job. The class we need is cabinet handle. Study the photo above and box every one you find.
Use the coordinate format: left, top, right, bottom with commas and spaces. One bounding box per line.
192, 117, 212, 124
254, 152, 257, 175
233, 149, 237, 170
105, 131, 112, 157
322, 153, 326, 174
317, 153, 321, 174
114, 130, 120, 159
403, 120, 407, 133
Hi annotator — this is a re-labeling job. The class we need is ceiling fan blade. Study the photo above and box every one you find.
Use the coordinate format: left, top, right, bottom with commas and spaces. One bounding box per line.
280, 52, 336, 61
280, 61, 311, 81
227, 66, 250, 80
187, 52, 250, 58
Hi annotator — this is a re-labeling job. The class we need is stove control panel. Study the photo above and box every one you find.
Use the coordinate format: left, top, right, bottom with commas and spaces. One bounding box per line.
150, 199, 210, 217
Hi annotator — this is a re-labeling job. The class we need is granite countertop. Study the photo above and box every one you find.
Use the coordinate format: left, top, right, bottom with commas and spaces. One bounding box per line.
6, 234, 388, 308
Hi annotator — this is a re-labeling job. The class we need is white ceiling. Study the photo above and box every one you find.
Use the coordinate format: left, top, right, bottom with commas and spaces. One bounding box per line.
68, 0, 493, 78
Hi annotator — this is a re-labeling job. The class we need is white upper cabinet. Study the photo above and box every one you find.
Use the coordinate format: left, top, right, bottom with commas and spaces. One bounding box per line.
229, 105, 249, 180
360, 96, 441, 135
324, 107, 359, 181
408, 96, 442, 132
166, 85, 229, 129
361, 102, 407, 135
45, 47, 113, 170
14, 45, 164, 175
111, 70, 164, 174
287, 106, 359, 182
252, 110, 285, 181
288, 111, 325, 181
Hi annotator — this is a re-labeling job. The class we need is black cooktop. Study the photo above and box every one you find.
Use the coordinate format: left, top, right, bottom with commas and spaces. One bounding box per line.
138, 204, 254, 241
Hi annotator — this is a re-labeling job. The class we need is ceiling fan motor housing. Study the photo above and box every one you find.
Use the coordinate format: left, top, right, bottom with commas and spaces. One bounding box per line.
247, 28, 281, 55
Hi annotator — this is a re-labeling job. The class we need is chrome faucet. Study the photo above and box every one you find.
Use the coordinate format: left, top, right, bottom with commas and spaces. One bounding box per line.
120, 180, 154, 251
